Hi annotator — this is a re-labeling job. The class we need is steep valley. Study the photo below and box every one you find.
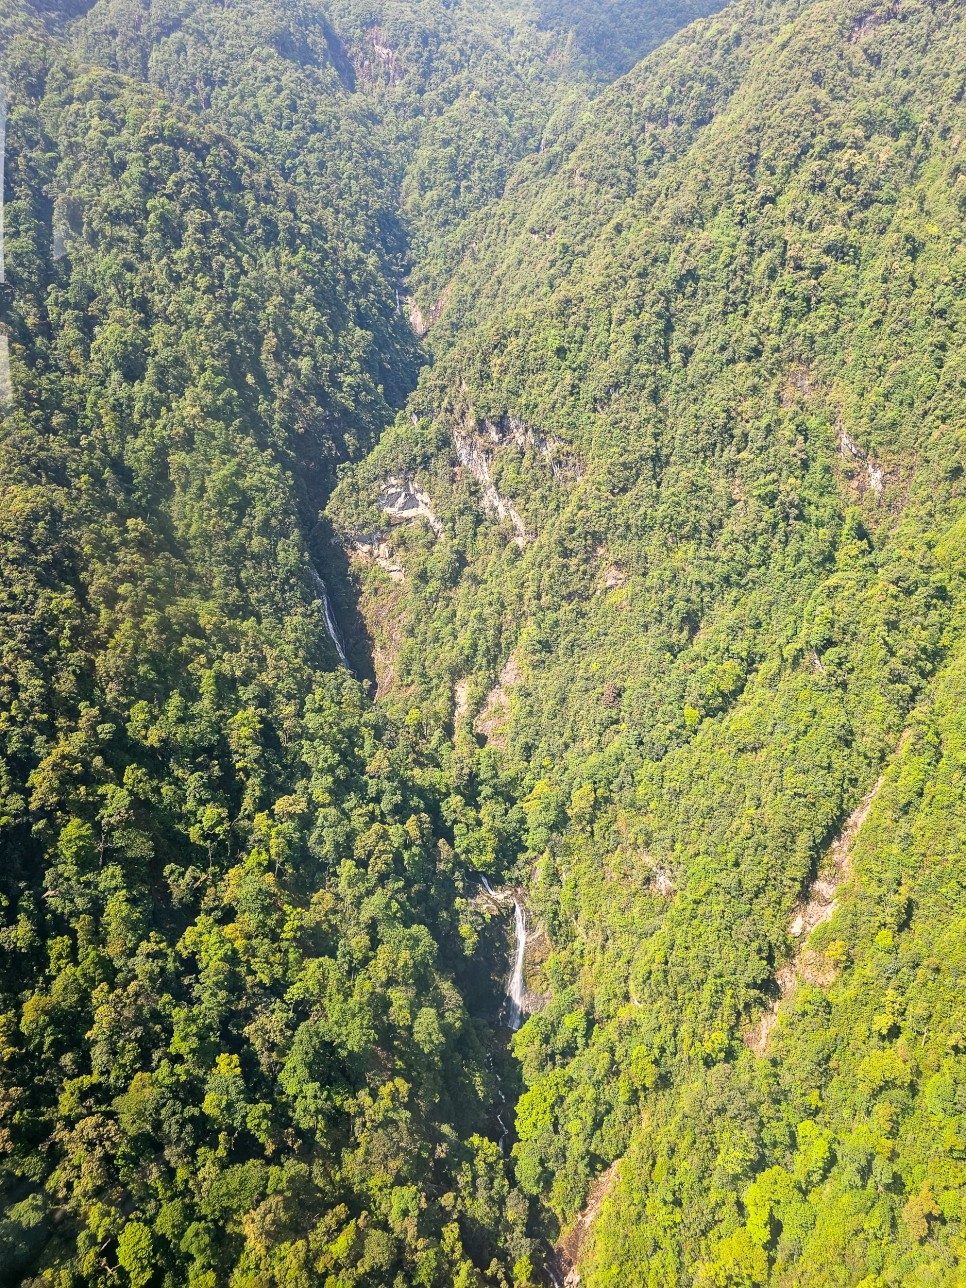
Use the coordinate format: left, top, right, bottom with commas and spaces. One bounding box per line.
2, 0, 966, 1285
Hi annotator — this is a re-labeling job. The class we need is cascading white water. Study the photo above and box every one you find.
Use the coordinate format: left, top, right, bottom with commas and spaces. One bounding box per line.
321, 591, 348, 667
52, 216, 68, 261
308, 564, 349, 667
506, 900, 527, 1031
476, 877, 527, 1030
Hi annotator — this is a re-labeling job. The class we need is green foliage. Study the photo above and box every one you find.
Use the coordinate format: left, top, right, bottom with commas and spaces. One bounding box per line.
70, 0, 721, 310
5, 0, 966, 1283
327, 0, 966, 1281
0, 4, 564, 1280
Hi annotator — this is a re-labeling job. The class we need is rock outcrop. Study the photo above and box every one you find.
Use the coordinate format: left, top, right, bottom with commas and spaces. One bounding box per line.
378, 475, 443, 536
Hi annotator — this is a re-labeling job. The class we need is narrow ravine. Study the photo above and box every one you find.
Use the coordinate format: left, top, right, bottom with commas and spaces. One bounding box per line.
746, 731, 909, 1054
549, 1160, 623, 1287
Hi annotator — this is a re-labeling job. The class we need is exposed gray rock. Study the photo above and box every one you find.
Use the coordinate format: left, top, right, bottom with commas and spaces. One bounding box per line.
378, 475, 443, 536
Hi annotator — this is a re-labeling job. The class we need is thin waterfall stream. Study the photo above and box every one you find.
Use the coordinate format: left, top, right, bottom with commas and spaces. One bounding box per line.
308, 564, 350, 667
478, 876, 528, 1031
506, 900, 527, 1032
477, 875, 530, 1156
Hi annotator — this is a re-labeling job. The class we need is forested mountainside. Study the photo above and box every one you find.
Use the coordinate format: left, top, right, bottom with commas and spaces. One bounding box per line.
0, 7, 525, 1285
332, 0, 966, 1281
68, 0, 724, 315
1, 0, 966, 1285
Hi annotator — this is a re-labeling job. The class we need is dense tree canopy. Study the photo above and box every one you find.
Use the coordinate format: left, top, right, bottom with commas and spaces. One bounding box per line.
330, 0, 966, 1280
2, 0, 966, 1284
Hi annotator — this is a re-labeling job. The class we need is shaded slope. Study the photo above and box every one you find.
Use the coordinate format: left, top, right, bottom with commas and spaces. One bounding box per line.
0, 20, 530, 1284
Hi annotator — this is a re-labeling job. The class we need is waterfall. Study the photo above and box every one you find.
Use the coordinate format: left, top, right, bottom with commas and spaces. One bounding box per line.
476, 877, 528, 1030
494, 1086, 509, 1153
506, 900, 527, 1031
321, 590, 349, 667
484, 1046, 511, 1154
308, 564, 349, 668
53, 213, 68, 261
